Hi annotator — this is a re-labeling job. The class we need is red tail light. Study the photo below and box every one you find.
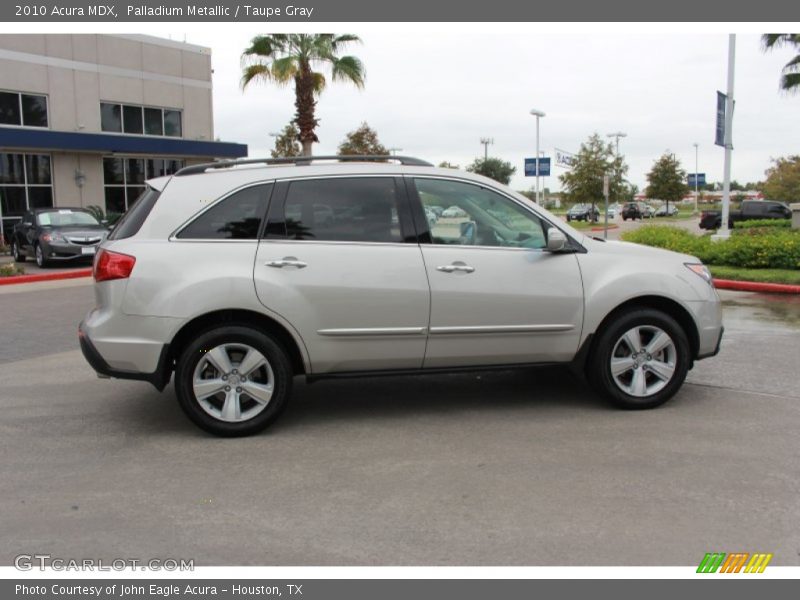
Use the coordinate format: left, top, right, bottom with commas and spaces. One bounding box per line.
93, 249, 136, 282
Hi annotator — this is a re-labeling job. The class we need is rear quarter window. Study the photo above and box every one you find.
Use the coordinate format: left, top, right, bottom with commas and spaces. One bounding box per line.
107, 187, 160, 240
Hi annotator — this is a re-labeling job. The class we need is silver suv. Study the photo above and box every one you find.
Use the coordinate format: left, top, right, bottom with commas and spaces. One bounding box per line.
79, 156, 723, 436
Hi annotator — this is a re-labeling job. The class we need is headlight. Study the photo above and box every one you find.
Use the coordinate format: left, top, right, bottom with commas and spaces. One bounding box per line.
685, 263, 713, 286
41, 231, 65, 243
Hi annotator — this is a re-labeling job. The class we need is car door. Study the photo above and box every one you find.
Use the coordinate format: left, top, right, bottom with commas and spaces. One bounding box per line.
410, 176, 584, 368
253, 176, 430, 374
20, 211, 36, 250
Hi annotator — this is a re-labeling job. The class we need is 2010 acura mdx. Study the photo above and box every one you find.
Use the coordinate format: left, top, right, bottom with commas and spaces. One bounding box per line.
79, 156, 723, 436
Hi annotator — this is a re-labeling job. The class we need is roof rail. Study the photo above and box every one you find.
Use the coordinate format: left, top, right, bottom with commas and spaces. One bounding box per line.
174, 155, 434, 176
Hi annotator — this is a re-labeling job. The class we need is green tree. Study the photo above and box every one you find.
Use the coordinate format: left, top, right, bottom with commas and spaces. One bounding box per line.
242, 34, 365, 156
645, 152, 689, 213
762, 34, 800, 93
437, 161, 459, 169
270, 123, 302, 158
559, 133, 628, 213
337, 122, 388, 156
466, 157, 516, 185
761, 155, 800, 201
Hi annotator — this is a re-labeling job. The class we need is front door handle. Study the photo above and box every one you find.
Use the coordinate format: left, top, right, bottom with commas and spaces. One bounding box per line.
266, 257, 307, 269
437, 262, 475, 273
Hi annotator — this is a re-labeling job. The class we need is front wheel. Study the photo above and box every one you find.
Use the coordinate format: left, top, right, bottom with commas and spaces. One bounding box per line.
12, 240, 26, 263
35, 244, 49, 268
175, 326, 293, 436
587, 308, 690, 410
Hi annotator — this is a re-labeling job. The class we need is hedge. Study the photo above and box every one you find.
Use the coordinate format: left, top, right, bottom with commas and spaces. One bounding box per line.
733, 219, 790, 229
620, 225, 800, 270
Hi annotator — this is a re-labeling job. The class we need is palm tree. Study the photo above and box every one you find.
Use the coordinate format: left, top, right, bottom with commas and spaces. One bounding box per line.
242, 34, 365, 156
762, 34, 800, 93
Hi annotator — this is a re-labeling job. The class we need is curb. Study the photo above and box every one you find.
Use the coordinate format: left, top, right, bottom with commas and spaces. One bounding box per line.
590, 224, 620, 232
0, 268, 92, 286
713, 279, 800, 295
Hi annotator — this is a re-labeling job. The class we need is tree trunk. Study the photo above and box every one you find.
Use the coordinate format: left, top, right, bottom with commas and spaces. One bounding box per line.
294, 64, 318, 157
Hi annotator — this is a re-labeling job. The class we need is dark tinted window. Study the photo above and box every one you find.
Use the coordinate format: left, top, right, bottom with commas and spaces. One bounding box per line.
144, 107, 163, 135
164, 110, 182, 137
103, 157, 124, 184
125, 158, 145, 184
25, 154, 51, 184
100, 103, 122, 132
108, 187, 160, 240
0, 91, 20, 125
0, 187, 26, 216
178, 184, 271, 240
28, 187, 53, 209
104, 187, 125, 213
123, 105, 143, 134
0, 153, 25, 183
283, 178, 403, 243
21, 94, 48, 127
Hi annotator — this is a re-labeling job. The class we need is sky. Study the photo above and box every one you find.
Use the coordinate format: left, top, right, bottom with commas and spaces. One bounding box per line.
183, 30, 799, 192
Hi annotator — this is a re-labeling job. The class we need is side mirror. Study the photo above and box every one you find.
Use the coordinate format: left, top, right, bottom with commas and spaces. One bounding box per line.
546, 227, 567, 252
459, 221, 477, 245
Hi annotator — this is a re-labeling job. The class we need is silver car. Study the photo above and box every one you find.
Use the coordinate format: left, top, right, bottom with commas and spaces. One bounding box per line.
79, 156, 723, 436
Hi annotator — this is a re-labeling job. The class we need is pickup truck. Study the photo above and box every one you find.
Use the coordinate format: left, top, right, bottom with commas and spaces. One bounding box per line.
699, 200, 791, 230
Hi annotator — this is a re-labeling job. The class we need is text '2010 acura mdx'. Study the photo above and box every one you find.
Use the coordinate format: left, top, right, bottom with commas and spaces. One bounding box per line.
79, 156, 723, 436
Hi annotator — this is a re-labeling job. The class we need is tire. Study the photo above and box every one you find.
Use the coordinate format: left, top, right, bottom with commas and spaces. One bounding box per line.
587, 308, 690, 410
175, 326, 293, 436
34, 244, 49, 268
12, 240, 26, 263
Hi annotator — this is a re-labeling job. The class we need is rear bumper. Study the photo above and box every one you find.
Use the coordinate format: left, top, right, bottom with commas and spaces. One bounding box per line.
78, 321, 172, 390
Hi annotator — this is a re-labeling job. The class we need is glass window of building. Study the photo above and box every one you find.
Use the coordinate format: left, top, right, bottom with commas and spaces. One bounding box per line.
0, 152, 53, 232
103, 157, 184, 214
0, 91, 48, 127
100, 102, 182, 138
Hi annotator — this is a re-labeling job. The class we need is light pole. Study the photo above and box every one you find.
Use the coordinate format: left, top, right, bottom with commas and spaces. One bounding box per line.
693, 142, 699, 214
716, 34, 736, 240
479, 137, 493, 161
529, 109, 546, 204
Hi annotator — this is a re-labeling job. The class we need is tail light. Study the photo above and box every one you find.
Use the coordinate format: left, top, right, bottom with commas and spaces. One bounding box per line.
93, 249, 136, 282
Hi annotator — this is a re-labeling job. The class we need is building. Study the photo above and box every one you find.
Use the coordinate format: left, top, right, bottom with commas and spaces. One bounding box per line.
0, 34, 247, 239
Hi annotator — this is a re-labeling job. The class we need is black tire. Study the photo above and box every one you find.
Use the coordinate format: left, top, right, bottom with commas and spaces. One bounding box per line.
12, 240, 26, 263
587, 308, 691, 410
34, 244, 49, 268
175, 325, 293, 436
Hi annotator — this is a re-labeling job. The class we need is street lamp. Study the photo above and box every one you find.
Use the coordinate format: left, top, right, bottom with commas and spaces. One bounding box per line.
479, 137, 494, 161
529, 109, 546, 204
607, 131, 627, 156
693, 142, 699, 214
388, 147, 403, 156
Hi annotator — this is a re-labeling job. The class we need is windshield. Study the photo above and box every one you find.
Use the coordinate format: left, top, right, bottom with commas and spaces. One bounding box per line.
38, 210, 100, 227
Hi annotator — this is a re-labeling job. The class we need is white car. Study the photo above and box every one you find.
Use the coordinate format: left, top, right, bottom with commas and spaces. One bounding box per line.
442, 205, 468, 218
79, 155, 723, 436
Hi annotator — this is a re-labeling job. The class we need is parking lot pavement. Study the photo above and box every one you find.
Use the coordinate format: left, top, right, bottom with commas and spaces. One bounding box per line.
0, 253, 93, 276
0, 285, 798, 566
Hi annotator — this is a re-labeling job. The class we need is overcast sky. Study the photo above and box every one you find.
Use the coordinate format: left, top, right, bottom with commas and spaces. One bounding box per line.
185, 31, 798, 192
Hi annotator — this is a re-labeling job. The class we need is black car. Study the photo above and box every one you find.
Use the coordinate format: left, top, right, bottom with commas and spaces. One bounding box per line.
11, 208, 108, 268
699, 200, 791, 230
566, 203, 600, 222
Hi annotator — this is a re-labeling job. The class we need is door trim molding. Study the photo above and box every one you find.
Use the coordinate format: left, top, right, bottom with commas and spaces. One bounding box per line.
317, 327, 427, 337
429, 324, 574, 335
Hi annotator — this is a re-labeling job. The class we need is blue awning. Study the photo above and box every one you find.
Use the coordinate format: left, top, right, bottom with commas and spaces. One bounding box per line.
0, 126, 247, 159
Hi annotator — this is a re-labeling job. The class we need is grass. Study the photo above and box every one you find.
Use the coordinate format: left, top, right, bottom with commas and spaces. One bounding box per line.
709, 266, 800, 286
0, 263, 25, 277
564, 220, 618, 231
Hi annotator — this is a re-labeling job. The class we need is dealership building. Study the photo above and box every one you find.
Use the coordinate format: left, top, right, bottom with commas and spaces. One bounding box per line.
0, 33, 247, 237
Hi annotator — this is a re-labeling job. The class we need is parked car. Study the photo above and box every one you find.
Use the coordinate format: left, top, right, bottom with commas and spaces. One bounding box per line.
699, 200, 791, 230
606, 206, 617, 219
79, 155, 723, 436
424, 207, 438, 228
11, 208, 108, 267
621, 202, 655, 221
442, 205, 468, 218
566, 203, 600, 222
655, 204, 679, 217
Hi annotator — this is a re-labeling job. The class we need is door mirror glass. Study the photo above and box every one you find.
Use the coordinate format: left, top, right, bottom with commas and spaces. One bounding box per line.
546, 227, 567, 252
459, 221, 476, 245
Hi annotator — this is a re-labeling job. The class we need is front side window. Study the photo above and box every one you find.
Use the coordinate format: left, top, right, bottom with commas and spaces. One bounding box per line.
281, 177, 403, 243
177, 184, 272, 240
415, 178, 547, 249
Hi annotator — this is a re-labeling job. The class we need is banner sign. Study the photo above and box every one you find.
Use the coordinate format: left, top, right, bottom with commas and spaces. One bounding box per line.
525, 157, 550, 177
688, 173, 706, 186
715, 91, 726, 147
555, 148, 576, 169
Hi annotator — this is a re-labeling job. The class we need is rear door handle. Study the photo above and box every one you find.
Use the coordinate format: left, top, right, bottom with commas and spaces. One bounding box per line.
437, 263, 475, 273
266, 257, 307, 269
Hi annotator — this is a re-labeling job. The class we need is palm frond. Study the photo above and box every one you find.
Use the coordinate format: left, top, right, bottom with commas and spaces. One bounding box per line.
270, 55, 300, 83
330, 55, 366, 88
312, 72, 327, 94
241, 64, 272, 89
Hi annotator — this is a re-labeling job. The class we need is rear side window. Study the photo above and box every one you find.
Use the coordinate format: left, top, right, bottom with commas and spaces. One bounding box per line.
281, 177, 403, 243
177, 183, 272, 240
108, 187, 160, 240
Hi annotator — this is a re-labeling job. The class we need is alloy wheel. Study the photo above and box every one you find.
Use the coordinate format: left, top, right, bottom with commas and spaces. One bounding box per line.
610, 325, 677, 397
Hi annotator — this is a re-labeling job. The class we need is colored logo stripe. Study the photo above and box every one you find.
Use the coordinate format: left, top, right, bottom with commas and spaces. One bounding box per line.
697, 553, 726, 573
697, 552, 773, 573
744, 553, 773, 573
719, 553, 749, 573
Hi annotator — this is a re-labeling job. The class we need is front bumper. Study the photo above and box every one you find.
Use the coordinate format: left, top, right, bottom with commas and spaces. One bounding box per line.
42, 241, 99, 260
697, 326, 724, 360
78, 321, 172, 390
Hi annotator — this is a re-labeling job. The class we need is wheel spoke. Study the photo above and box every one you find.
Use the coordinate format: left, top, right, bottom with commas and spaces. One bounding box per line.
611, 356, 635, 376
237, 348, 267, 377
193, 378, 227, 399
205, 346, 233, 375
622, 328, 643, 353
242, 381, 273, 405
646, 331, 671, 356
648, 360, 675, 382
629, 368, 647, 396
220, 389, 241, 421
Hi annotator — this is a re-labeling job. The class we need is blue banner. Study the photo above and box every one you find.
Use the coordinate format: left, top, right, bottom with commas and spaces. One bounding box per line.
688, 173, 706, 186
524, 157, 550, 177
715, 91, 726, 147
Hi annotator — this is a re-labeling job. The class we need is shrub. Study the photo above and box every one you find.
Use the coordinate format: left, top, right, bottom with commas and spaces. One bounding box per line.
0, 263, 25, 277
621, 225, 800, 270
733, 219, 790, 229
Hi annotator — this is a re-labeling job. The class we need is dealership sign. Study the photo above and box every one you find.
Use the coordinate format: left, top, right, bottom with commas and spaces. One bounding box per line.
524, 157, 550, 177
555, 148, 576, 169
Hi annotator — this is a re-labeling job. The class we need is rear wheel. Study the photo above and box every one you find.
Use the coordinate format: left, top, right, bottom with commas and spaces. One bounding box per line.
587, 308, 690, 410
175, 326, 292, 436
12, 240, 26, 263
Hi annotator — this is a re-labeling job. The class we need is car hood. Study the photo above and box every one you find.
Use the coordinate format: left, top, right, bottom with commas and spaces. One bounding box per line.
583, 237, 699, 263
